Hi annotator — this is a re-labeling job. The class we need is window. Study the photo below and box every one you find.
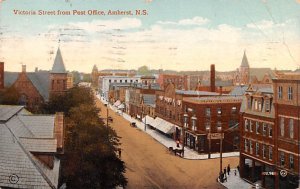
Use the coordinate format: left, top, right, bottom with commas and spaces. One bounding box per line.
269, 146, 273, 160
265, 100, 270, 112
247, 98, 251, 109
289, 119, 294, 138
258, 101, 262, 111
250, 120, 253, 132
254, 99, 258, 110
205, 108, 211, 117
278, 86, 283, 99
109, 79, 111, 83
290, 155, 294, 169
256, 143, 259, 156
114, 80, 117, 82
263, 123, 267, 136
288, 86, 293, 100
125, 80, 127, 83
256, 122, 260, 134
262, 145, 266, 158
269, 125, 273, 137
249, 140, 253, 154
244, 139, 248, 152
245, 119, 249, 131
205, 121, 211, 131
217, 108, 222, 116
217, 121, 222, 131
231, 106, 237, 114
280, 152, 285, 167
280, 117, 285, 137
120, 80, 122, 83
130, 80, 133, 83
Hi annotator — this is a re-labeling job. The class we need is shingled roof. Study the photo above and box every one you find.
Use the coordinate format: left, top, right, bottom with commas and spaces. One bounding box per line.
51, 47, 66, 74
0, 105, 60, 189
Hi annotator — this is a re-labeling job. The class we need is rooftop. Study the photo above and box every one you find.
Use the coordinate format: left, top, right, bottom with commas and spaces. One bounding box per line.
176, 90, 220, 96
183, 95, 243, 104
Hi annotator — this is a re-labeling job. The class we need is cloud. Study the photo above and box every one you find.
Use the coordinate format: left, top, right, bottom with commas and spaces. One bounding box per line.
157, 16, 209, 26
246, 19, 285, 30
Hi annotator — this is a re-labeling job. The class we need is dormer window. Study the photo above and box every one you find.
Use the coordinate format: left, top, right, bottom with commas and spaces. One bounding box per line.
265, 99, 270, 112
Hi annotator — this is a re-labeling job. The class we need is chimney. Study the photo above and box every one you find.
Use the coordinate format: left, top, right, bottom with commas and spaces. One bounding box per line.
0, 62, 4, 89
54, 112, 64, 153
210, 64, 215, 92
22, 65, 26, 73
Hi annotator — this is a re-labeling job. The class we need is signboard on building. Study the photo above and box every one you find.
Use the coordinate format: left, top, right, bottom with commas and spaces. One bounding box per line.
207, 133, 224, 140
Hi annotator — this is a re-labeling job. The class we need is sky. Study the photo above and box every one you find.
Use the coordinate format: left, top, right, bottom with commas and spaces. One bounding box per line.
0, 0, 299, 73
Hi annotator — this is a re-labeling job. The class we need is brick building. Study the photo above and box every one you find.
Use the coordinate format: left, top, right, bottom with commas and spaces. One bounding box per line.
240, 85, 276, 188
3, 47, 72, 112
155, 83, 219, 139
240, 72, 300, 189
182, 96, 242, 154
273, 73, 300, 188
157, 74, 188, 90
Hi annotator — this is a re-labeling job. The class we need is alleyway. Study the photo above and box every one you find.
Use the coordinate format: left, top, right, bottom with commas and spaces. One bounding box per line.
95, 97, 239, 189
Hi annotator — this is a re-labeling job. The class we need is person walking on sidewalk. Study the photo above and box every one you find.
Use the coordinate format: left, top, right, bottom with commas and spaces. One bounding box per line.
227, 164, 231, 175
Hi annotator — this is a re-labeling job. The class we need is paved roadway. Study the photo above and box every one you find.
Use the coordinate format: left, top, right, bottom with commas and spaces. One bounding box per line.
96, 97, 239, 189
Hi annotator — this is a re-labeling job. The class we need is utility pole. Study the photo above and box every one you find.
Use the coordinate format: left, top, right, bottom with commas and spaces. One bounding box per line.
208, 128, 211, 159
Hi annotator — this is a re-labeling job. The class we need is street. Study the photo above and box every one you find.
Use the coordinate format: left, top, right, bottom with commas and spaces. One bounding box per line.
95, 97, 239, 189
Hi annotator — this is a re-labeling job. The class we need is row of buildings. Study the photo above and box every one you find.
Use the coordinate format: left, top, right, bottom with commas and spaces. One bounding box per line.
93, 52, 299, 189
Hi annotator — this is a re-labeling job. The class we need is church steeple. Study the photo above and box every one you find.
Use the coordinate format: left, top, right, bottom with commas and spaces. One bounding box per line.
241, 50, 249, 68
51, 47, 66, 74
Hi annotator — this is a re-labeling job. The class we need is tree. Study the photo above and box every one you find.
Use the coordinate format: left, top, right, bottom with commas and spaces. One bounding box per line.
42, 87, 127, 188
137, 65, 152, 76
0, 86, 20, 105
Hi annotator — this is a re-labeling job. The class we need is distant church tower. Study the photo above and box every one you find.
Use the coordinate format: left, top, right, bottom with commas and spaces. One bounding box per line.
50, 47, 68, 97
91, 64, 99, 87
238, 51, 250, 85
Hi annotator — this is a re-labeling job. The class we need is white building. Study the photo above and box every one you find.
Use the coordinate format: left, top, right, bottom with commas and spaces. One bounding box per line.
98, 75, 141, 100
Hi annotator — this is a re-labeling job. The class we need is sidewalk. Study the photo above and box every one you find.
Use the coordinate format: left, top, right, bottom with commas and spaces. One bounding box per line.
218, 169, 254, 189
98, 95, 239, 160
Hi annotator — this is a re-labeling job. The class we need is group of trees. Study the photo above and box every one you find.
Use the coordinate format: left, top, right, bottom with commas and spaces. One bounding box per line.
43, 86, 127, 189
0, 86, 20, 105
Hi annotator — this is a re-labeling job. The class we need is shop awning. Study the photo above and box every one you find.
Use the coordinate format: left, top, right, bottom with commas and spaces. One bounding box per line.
113, 100, 121, 107
117, 103, 125, 110
152, 117, 175, 134
142, 115, 155, 126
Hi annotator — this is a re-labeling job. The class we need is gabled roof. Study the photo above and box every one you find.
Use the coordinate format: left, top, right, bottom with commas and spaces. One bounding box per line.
27, 71, 50, 100
249, 68, 275, 81
229, 85, 249, 96
51, 47, 66, 74
0, 106, 60, 189
241, 51, 249, 67
4, 72, 18, 87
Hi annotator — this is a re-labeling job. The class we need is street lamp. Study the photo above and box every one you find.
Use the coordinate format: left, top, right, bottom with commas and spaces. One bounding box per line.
219, 126, 223, 176
183, 113, 189, 157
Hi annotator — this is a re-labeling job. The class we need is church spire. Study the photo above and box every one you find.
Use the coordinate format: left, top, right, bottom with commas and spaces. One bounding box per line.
51, 47, 66, 74
241, 50, 249, 67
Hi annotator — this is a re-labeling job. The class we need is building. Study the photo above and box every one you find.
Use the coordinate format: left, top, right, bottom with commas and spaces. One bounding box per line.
49, 47, 69, 98
154, 83, 220, 139
239, 85, 276, 188
273, 72, 299, 188
157, 74, 188, 90
182, 95, 242, 154
240, 72, 300, 189
234, 51, 276, 86
91, 64, 99, 87
2, 48, 72, 112
99, 75, 141, 100
0, 105, 64, 189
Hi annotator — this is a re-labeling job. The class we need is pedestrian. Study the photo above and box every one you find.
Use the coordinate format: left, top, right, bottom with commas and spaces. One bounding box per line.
237, 165, 240, 172
223, 173, 227, 182
118, 148, 122, 158
234, 170, 237, 176
227, 164, 231, 175
224, 167, 226, 176
219, 172, 224, 183
176, 140, 180, 148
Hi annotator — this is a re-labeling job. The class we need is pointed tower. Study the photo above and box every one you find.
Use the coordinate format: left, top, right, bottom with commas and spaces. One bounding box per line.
91, 64, 99, 87
50, 47, 68, 97
239, 50, 250, 85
